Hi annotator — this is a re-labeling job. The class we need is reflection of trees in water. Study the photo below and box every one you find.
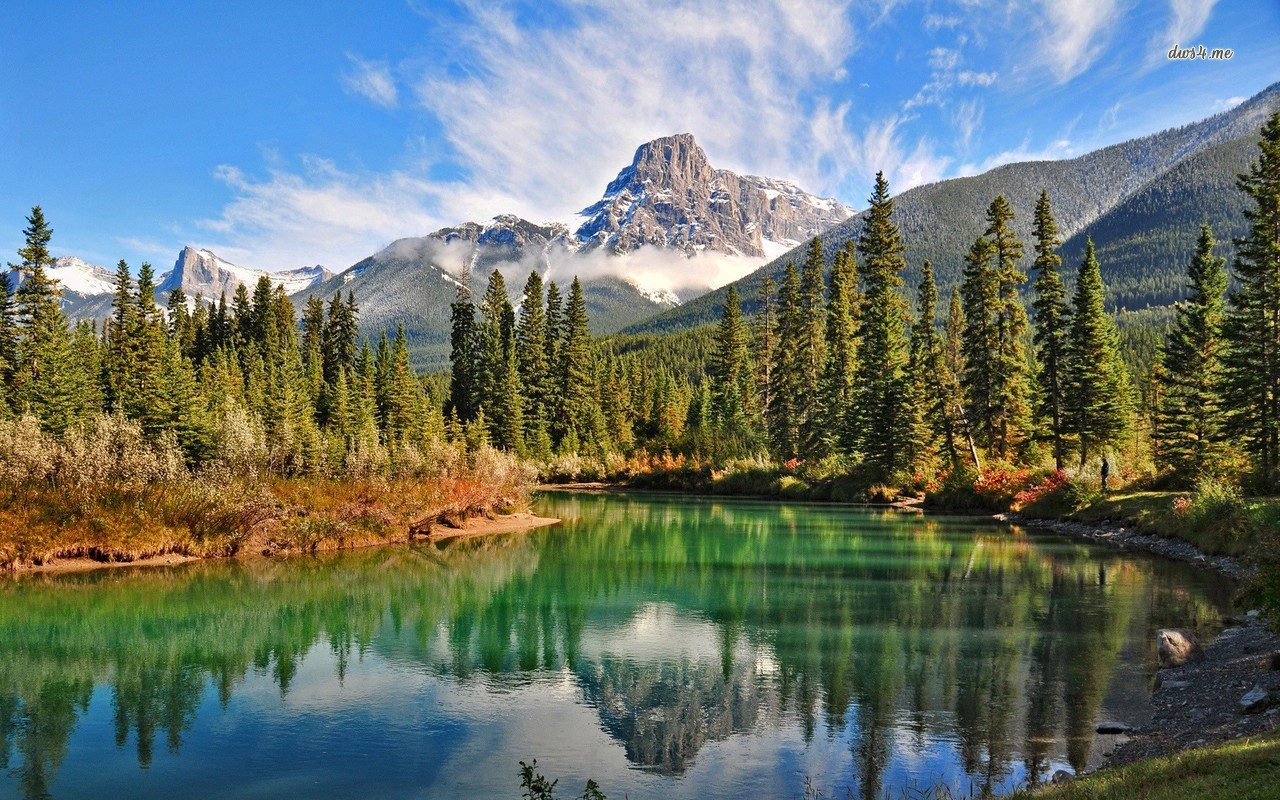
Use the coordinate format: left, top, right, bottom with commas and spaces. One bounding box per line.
0, 496, 1235, 798
0, 537, 539, 799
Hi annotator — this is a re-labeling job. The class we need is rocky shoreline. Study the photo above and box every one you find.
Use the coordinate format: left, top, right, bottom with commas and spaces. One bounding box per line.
999, 513, 1254, 581
1001, 512, 1280, 776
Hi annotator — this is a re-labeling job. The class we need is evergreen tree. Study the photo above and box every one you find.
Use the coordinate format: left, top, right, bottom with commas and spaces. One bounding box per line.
768, 262, 803, 460
853, 172, 912, 479
797, 237, 828, 455
942, 288, 980, 469
709, 284, 752, 436
962, 196, 1031, 461
446, 278, 479, 424
1030, 191, 1071, 470
476, 270, 523, 452
1157, 224, 1230, 482
0, 273, 14, 413
10, 207, 86, 433
516, 271, 551, 455
751, 274, 777, 434
1222, 111, 1280, 491
821, 241, 860, 455
544, 281, 563, 377
553, 278, 600, 451
905, 260, 943, 477
1066, 239, 1132, 466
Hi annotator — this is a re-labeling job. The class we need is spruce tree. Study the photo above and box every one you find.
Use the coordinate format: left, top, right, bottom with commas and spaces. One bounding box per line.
1030, 191, 1071, 470
10, 207, 87, 433
446, 278, 479, 424
0, 273, 14, 413
1066, 239, 1132, 466
853, 172, 912, 479
821, 241, 860, 455
768, 262, 803, 460
904, 260, 943, 477
752, 274, 777, 435
797, 237, 828, 455
553, 278, 599, 452
1222, 111, 1280, 491
986, 196, 1031, 458
515, 270, 550, 449
1157, 224, 1229, 482
710, 284, 752, 436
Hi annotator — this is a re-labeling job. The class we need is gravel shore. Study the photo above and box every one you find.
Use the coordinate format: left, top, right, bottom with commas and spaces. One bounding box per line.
1000, 512, 1279, 771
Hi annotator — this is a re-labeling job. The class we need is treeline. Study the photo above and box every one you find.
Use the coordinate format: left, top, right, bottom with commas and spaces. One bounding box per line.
446, 113, 1280, 494
0, 208, 442, 476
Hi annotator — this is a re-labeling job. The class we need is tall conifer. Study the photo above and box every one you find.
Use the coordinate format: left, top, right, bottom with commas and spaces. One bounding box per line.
1066, 240, 1132, 466
853, 172, 911, 479
1030, 191, 1071, 469
1222, 111, 1280, 491
1157, 224, 1229, 481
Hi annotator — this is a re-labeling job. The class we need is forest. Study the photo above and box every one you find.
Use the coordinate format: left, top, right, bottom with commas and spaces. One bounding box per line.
1, 113, 1278, 575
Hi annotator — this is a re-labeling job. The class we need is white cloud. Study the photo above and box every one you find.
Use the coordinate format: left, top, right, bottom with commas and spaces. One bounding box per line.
957, 136, 1076, 175
1161, 0, 1217, 47
204, 0, 865, 271
342, 55, 398, 109
414, 0, 859, 221
952, 99, 984, 150
198, 159, 441, 270
956, 70, 997, 87
1211, 96, 1246, 112
1035, 0, 1120, 82
848, 115, 951, 194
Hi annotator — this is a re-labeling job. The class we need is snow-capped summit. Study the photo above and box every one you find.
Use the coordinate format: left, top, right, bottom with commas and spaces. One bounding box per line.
157, 246, 334, 301
47, 256, 116, 297
574, 133, 853, 258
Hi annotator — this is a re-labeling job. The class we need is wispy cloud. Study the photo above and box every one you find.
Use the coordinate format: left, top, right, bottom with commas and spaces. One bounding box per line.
849, 115, 951, 194
1146, 0, 1218, 69
342, 55, 398, 109
1035, 0, 1120, 82
198, 158, 439, 269
205, 0, 865, 270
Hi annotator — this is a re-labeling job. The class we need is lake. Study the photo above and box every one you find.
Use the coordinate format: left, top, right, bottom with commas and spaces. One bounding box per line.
0, 491, 1233, 799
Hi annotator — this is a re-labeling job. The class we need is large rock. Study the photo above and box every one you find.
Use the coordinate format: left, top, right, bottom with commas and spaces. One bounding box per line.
1240, 685, 1274, 714
1157, 628, 1204, 668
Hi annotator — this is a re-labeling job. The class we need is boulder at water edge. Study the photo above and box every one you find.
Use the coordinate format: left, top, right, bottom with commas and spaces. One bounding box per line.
1157, 628, 1204, 668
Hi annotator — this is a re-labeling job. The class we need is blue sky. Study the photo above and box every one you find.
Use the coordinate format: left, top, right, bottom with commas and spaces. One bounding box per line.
2, 0, 1277, 274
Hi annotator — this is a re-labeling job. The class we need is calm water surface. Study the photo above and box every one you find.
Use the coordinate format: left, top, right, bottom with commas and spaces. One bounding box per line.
0, 491, 1233, 799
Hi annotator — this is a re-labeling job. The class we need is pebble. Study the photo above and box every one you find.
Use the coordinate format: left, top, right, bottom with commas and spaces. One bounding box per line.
1240, 685, 1273, 714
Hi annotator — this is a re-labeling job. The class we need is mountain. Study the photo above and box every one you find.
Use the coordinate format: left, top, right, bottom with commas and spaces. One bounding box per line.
575, 133, 851, 259
626, 81, 1280, 334
6, 256, 117, 321
157, 246, 333, 302
305, 133, 851, 367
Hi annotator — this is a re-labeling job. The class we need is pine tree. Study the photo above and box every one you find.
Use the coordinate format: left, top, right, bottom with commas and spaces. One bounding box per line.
476, 270, 523, 451
821, 241, 860, 455
0, 273, 15, 413
446, 278, 479, 425
853, 172, 912, 479
11, 206, 87, 432
942, 288, 980, 469
797, 237, 828, 455
987, 196, 1031, 458
710, 284, 752, 436
904, 260, 943, 477
1157, 224, 1230, 482
553, 277, 600, 452
1066, 239, 1132, 466
751, 274, 777, 435
1222, 111, 1280, 491
104, 259, 136, 412
516, 271, 551, 455
1030, 191, 1071, 470
768, 262, 803, 460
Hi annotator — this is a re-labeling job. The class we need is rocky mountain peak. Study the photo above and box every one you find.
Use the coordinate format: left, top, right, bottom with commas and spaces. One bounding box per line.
576, 133, 851, 258
605, 133, 714, 197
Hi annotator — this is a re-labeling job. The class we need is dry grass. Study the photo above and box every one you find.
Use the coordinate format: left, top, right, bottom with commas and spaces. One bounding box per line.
0, 414, 537, 569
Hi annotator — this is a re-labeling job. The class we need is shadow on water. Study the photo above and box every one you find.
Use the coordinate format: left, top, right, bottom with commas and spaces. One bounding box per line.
0, 491, 1233, 799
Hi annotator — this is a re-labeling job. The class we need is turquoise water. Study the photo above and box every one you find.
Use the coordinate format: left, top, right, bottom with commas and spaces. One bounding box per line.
0, 491, 1232, 799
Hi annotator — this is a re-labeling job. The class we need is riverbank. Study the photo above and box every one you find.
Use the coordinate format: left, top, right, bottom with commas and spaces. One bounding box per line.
9, 510, 561, 575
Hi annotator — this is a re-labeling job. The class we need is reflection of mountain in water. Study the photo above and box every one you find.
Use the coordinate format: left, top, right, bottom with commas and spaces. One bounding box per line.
0, 494, 1234, 800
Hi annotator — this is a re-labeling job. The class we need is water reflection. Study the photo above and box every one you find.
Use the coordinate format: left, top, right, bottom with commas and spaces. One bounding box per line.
0, 492, 1232, 799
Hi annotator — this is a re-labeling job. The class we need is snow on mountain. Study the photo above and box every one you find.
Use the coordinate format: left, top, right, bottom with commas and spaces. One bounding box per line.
47, 256, 115, 297
157, 246, 333, 300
